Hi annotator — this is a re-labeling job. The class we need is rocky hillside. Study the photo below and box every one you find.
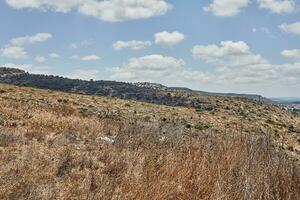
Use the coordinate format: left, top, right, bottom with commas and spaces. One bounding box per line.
0, 83, 299, 199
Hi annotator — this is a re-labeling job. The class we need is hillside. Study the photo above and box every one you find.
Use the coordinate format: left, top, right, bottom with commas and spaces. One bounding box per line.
0, 67, 267, 109
0, 83, 299, 199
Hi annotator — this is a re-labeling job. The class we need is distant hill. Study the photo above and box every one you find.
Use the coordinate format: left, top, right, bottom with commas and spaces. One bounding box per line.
271, 97, 300, 104
0, 67, 212, 109
196, 91, 267, 101
0, 67, 25, 77
131, 82, 267, 102
0, 67, 267, 109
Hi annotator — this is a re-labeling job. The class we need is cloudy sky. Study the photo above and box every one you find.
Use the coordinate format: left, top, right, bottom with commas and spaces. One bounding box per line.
0, 0, 300, 97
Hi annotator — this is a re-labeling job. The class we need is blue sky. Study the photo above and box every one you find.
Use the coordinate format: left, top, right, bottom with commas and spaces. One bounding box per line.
0, 0, 300, 97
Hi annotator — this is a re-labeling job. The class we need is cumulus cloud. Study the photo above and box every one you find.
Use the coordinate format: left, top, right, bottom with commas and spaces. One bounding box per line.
35, 56, 46, 63
281, 49, 300, 60
257, 0, 295, 14
203, 0, 295, 17
190, 41, 300, 90
0, 46, 27, 59
279, 22, 300, 36
113, 40, 152, 51
154, 31, 185, 47
10, 33, 52, 46
192, 41, 268, 68
107, 42, 300, 90
0, 33, 52, 60
5, 0, 80, 12
81, 55, 101, 61
280, 63, 300, 78
49, 53, 60, 58
192, 41, 279, 84
5, 0, 172, 22
203, 0, 250, 17
108, 54, 210, 86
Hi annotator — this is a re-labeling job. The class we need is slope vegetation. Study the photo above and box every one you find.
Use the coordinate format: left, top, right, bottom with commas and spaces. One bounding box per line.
0, 83, 299, 199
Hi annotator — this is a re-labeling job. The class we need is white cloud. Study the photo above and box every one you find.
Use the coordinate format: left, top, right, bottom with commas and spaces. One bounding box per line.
108, 54, 210, 86
99, 48, 300, 95
81, 55, 101, 61
257, 0, 295, 14
35, 56, 46, 63
2, 63, 33, 71
275, 63, 300, 87
69, 54, 100, 61
113, 40, 152, 51
10, 33, 52, 46
5, 0, 172, 22
106, 42, 300, 90
192, 41, 279, 84
29, 66, 50, 75
203, 0, 250, 17
203, 0, 295, 17
281, 49, 300, 60
252, 27, 271, 34
192, 41, 267, 67
68, 69, 99, 80
0, 46, 27, 59
1, 63, 50, 74
280, 63, 300, 78
279, 22, 300, 36
5, 0, 81, 12
69, 40, 93, 50
154, 31, 185, 47
190, 41, 300, 91
49, 53, 60, 58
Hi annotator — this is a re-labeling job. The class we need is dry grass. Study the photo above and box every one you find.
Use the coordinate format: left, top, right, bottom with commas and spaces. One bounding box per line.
0, 84, 299, 199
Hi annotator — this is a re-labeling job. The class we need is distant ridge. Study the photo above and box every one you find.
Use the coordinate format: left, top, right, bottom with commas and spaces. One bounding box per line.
0, 67, 267, 108
198, 91, 266, 102
271, 97, 300, 104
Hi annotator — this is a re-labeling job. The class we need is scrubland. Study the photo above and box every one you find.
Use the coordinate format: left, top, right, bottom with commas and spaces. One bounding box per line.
0, 84, 299, 199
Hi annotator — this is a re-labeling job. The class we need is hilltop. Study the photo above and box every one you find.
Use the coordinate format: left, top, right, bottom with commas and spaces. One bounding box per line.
0, 67, 26, 77
0, 83, 299, 199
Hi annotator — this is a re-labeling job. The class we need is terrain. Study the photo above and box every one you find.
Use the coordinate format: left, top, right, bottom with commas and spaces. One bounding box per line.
0, 67, 265, 109
0, 81, 300, 199
271, 97, 300, 114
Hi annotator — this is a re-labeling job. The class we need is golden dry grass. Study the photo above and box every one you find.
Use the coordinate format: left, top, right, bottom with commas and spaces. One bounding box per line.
0, 83, 299, 199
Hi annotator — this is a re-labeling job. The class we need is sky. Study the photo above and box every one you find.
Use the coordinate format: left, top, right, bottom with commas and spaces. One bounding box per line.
0, 0, 300, 98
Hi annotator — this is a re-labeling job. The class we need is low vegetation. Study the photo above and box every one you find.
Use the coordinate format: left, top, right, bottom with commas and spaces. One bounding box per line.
0, 83, 299, 199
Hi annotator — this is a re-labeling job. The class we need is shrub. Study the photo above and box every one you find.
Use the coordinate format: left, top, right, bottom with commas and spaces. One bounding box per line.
194, 122, 211, 130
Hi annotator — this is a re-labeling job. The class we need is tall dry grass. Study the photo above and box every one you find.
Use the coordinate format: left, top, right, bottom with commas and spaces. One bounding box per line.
1, 120, 299, 199
0, 89, 299, 199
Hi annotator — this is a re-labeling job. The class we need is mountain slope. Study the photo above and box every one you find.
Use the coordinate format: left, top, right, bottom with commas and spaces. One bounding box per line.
0, 83, 299, 199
